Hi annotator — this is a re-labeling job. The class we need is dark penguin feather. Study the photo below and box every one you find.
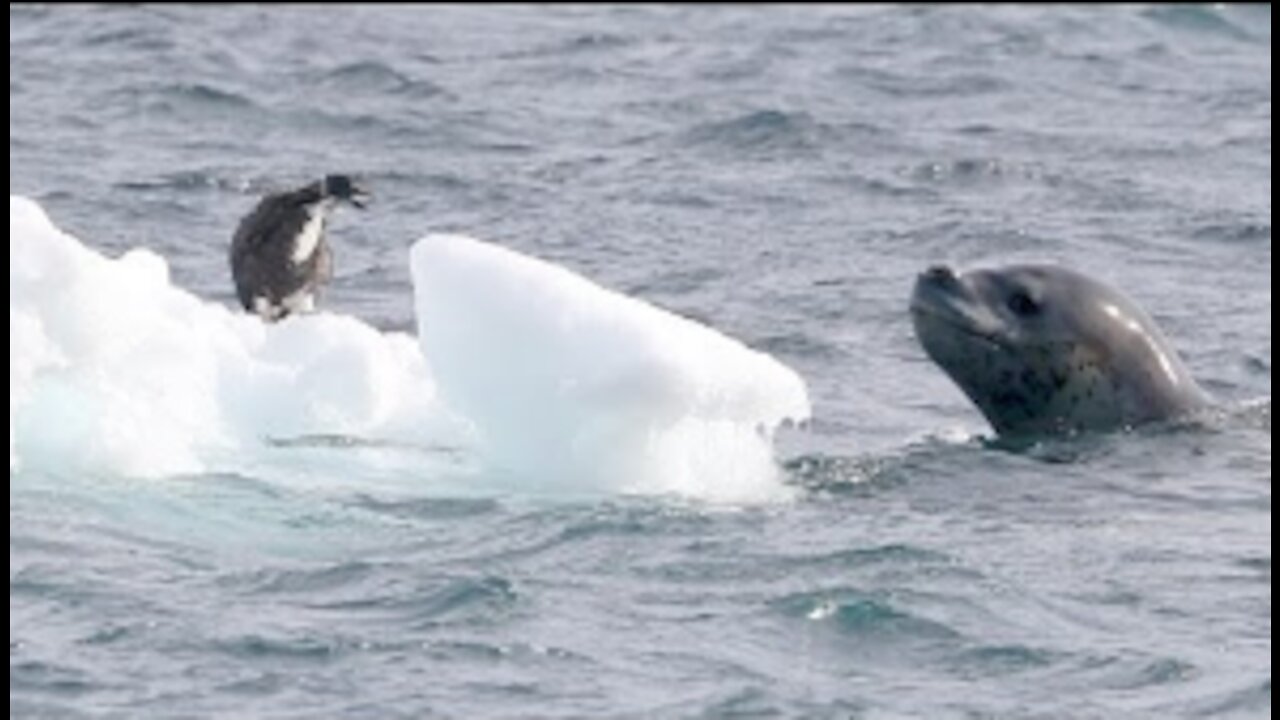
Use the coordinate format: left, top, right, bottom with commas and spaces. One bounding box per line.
229, 175, 368, 322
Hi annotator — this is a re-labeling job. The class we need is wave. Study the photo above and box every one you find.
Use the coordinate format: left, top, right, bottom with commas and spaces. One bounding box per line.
1191, 222, 1271, 246
152, 82, 259, 111
906, 157, 1042, 187
838, 65, 1010, 100
1142, 5, 1261, 43
774, 588, 962, 640
681, 110, 839, 154
114, 171, 252, 194
1186, 678, 1272, 718
10, 660, 100, 697
499, 32, 635, 62
317, 61, 447, 100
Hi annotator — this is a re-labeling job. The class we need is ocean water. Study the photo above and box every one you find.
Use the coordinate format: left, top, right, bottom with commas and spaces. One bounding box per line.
9, 5, 1271, 719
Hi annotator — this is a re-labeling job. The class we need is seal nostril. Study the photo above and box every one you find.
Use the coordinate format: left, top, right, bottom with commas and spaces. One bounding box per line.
923, 265, 955, 285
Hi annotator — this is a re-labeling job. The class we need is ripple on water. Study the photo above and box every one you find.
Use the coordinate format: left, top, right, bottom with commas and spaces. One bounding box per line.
787, 439, 978, 496
628, 266, 727, 297
350, 495, 502, 522
838, 65, 1010, 100
757, 332, 847, 364
947, 644, 1062, 680
696, 688, 783, 718
786, 454, 881, 494
795, 543, 959, 572
316, 61, 447, 100
10, 566, 109, 608
511, 32, 635, 61
113, 171, 245, 194
214, 633, 345, 664
416, 639, 591, 672
1243, 356, 1271, 378
224, 561, 383, 597
1142, 5, 1258, 42
153, 83, 259, 112
83, 25, 174, 53
905, 157, 1045, 191
9, 4, 49, 22
306, 575, 521, 630
105, 82, 262, 123
774, 588, 962, 642
1192, 223, 1271, 246
9, 700, 94, 720
1240, 557, 1270, 580
1193, 678, 1272, 717
681, 110, 839, 155
78, 623, 150, 648
1086, 655, 1202, 694
1129, 658, 1200, 688
215, 671, 287, 699
1248, 400, 1272, 433
410, 576, 520, 628
10, 661, 100, 697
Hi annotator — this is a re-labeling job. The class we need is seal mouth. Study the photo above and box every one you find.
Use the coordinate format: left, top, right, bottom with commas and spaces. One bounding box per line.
911, 303, 1011, 352
911, 268, 1012, 352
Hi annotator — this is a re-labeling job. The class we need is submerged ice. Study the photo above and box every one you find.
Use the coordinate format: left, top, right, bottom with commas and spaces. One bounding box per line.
10, 196, 810, 501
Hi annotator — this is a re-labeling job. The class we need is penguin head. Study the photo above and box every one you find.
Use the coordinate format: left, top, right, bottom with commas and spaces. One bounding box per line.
321, 175, 371, 209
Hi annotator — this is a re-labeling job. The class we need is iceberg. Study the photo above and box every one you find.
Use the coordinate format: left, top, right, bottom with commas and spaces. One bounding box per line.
9, 196, 452, 479
412, 235, 810, 500
11, 196, 810, 501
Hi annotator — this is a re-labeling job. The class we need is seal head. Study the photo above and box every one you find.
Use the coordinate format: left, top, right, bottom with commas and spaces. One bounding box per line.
911, 264, 1210, 437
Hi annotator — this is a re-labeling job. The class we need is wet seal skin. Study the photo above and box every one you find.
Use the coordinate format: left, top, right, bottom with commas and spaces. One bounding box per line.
911, 264, 1211, 438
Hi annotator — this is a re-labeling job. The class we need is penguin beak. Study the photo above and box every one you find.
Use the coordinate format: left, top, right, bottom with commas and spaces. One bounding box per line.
348, 182, 371, 210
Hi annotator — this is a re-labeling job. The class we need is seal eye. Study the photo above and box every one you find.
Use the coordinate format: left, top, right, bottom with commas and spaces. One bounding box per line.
1008, 291, 1041, 318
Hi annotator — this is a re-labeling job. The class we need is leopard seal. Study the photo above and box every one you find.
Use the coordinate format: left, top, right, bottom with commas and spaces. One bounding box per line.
911, 264, 1211, 437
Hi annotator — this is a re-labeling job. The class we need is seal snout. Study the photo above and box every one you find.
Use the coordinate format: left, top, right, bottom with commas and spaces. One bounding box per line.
920, 265, 959, 288
912, 264, 965, 314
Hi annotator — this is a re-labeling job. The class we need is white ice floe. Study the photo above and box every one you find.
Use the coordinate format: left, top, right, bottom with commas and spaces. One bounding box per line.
412, 234, 810, 501
9, 196, 451, 478
11, 196, 810, 502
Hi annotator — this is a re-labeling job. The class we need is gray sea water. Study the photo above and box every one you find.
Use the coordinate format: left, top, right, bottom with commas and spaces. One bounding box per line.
10, 5, 1271, 719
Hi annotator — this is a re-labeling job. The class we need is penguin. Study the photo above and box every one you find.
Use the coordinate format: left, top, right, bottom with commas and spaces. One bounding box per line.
229, 174, 369, 322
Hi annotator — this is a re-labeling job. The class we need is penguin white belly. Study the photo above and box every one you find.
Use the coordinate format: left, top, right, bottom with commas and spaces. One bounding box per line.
291, 200, 333, 264
282, 290, 316, 315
